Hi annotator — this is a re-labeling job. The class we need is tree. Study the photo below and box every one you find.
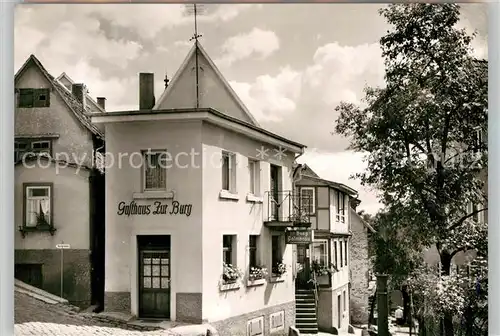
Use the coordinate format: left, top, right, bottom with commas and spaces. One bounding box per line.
334, 4, 488, 336
368, 206, 424, 326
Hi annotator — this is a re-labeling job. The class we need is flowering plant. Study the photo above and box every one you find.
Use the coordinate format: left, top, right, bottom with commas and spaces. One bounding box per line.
311, 260, 338, 276
222, 263, 242, 283
272, 261, 287, 277
248, 266, 268, 281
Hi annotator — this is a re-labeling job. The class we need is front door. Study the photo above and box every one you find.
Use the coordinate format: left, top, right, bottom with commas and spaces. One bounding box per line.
138, 235, 171, 319
296, 245, 311, 289
270, 165, 280, 220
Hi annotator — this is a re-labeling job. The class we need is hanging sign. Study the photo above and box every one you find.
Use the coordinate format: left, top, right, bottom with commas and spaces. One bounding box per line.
285, 228, 312, 245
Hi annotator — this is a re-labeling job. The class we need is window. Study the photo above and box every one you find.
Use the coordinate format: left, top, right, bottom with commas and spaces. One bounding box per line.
336, 191, 346, 223
300, 187, 315, 215
344, 239, 348, 266
18, 88, 50, 108
343, 290, 346, 312
15, 264, 43, 288
339, 240, 343, 268
14, 139, 52, 161
15, 142, 29, 161
248, 159, 260, 195
271, 235, 283, 274
334, 241, 338, 268
249, 235, 259, 269
222, 151, 236, 192
312, 240, 329, 268
24, 184, 52, 228
143, 151, 167, 191
468, 202, 482, 223
31, 141, 51, 155
223, 235, 236, 266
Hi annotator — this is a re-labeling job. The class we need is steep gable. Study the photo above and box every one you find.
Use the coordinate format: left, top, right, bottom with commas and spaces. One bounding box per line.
15, 55, 103, 138
154, 42, 260, 127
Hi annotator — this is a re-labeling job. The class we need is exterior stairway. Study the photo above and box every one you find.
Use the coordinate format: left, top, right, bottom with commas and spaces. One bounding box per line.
295, 289, 318, 334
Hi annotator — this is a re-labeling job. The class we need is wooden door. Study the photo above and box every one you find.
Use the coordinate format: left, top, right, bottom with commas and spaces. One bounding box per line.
296, 245, 311, 289
139, 249, 171, 319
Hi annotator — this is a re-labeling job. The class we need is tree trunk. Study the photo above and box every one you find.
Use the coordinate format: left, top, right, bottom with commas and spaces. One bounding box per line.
440, 252, 454, 336
417, 316, 426, 336
402, 285, 411, 325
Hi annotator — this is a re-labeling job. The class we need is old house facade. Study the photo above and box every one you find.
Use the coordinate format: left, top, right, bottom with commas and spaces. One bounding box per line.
14, 55, 106, 308
91, 41, 310, 336
294, 164, 357, 333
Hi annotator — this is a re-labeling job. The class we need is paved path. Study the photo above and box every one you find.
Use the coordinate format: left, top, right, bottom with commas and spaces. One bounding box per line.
15, 323, 175, 336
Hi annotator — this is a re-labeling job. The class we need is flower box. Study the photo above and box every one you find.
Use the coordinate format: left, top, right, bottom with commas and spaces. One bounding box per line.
247, 278, 266, 287
219, 281, 240, 292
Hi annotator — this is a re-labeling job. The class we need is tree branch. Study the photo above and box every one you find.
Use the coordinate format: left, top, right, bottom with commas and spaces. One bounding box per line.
447, 208, 488, 232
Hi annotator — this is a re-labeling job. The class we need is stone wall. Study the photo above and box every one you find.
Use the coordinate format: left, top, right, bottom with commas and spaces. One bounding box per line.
349, 214, 371, 325
15, 249, 91, 308
211, 301, 295, 336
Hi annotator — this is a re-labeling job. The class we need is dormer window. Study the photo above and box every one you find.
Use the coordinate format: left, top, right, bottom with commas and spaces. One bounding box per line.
18, 88, 51, 108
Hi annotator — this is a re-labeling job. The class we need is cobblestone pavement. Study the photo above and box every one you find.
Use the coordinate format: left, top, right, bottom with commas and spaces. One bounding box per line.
15, 323, 176, 336
15, 291, 176, 335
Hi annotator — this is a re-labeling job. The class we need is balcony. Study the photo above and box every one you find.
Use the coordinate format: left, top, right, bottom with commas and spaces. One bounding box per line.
264, 190, 312, 229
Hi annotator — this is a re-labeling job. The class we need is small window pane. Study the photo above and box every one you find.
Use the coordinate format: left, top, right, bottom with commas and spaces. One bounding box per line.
152, 277, 160, 288
161, 277, 170, 288
161, 266, 169, 276
29, 188, 49, 197
143, 265, 151, 276
152, 258, 160, 264
152, 265, 160, 276
143, 277, 151, 288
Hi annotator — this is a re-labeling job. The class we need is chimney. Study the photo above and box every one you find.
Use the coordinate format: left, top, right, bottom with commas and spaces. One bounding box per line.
97, 97, 106, 111
139, 73, 155, 110
72, 83, 86, 107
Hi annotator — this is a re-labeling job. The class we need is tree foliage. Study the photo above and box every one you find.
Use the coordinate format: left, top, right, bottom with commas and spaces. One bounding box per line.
334, 4, 488, 336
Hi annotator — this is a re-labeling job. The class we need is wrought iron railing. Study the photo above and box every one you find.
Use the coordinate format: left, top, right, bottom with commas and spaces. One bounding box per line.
264, 190, 312, 224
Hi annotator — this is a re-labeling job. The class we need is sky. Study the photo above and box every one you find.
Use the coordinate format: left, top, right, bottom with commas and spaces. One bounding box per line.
14, 3, 488, 215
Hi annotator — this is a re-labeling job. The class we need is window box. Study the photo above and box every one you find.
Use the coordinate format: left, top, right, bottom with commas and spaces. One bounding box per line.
269, 276, 285, 283
19, 224, 57, 238
219, 190, 239, 201
247, 278, 266, 287
219, 281, 240, 292
246, 194, 263, 203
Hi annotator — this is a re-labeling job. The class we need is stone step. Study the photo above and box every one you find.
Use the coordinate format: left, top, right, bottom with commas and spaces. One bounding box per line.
296, 297, 315, 303
296, 312, 317, 319
297, 327, 318, 334
296, 303, 316, 309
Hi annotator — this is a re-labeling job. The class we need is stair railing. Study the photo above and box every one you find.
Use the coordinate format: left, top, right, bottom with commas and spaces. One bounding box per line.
311, 269, 319, 317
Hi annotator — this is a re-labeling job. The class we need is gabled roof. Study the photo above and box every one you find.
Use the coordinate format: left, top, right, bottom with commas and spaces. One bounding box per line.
351, 208, 376, 233
153, 41, 260, 127
55, 72, 105, 113
301, 164, 320, 178
15, 55, 103, 138
298, 163, 358, 196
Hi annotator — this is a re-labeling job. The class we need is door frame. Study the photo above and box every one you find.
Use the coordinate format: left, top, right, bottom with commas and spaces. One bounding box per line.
131, 231, 176, 321
137, 245, 171, 319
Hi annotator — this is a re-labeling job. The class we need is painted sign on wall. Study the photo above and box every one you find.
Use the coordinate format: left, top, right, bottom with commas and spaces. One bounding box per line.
117, 200, 192, 217
285, 228, 312, 244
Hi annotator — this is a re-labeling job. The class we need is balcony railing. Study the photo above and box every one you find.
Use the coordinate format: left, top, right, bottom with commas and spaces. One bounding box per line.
264, 190, 312, 225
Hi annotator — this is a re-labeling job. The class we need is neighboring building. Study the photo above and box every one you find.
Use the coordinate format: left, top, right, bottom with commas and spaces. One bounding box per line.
348, 202, 375, 326
294, 164, 357, 333
90, 41, 309, 336
14, 55, 106, 309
